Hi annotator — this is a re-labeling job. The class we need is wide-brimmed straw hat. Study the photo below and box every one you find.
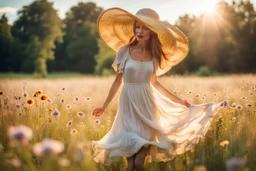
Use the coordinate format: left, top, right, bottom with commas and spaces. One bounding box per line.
97, 7, 189, 75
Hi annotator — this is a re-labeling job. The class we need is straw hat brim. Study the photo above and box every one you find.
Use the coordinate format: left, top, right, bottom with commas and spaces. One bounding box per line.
97, 7, 189, 73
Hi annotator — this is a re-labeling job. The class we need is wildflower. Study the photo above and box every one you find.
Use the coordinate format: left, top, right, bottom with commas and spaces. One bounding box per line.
58, 157, 71, 167
47, 98, 52, 103
73, 149, 86, 162
8, 125, 33, 146
22, 92, 28, 98
219, 140, 229, 147
16, 103, 22, 109
213, 93, 217, 96
231, 117, 237, 122
71, 129, 78, 134
62, 87, 66, 91
24, 106, 29, 111
40, 94, 48, 101
14, 95, 21, 100
77, 112, 85, 118
60, 99, 65, 103
66, 104, 72, 109
220, 101, 228, 108
0, 91, 3, 95
236, 105, 243, 110
51, 108, 61, 117
33, 139, 64, 157
226, 157, 246, 171
94, 119, 100, 125
86, 97, 91, 101
74, 96, 79, 101
188, 91, 192, 94
196, 94, 200, 98
26, 98, 34, 105
241, 97, 247, 101
231, 103, 236, 108
66, 120, 72, 127
246, 103, 252, 107
33, 90, 42, 97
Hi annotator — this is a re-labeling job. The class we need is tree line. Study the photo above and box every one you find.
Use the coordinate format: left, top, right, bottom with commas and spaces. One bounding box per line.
0, 0, 255, 77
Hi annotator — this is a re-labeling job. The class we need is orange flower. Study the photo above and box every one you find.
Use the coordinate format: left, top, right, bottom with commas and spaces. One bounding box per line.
48, 108, 53, 112
33, 90, 42, 97
40, 94, 48, 101
26, 98, 34, 105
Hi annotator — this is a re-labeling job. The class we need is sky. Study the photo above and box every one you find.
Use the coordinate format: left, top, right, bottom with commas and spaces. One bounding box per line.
0, 0, 256, 25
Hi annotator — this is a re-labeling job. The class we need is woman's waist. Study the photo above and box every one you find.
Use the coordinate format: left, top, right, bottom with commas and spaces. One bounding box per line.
123, 82, 151, 86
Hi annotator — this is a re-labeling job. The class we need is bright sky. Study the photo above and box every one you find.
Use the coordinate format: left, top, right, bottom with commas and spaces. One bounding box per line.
1, 0, 256, 25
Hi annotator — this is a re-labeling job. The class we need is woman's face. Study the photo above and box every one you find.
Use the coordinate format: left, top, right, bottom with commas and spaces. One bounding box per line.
134, 22, 151, 41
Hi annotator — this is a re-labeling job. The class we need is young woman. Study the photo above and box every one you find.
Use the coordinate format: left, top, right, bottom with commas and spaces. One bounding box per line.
92, 8, 227, 171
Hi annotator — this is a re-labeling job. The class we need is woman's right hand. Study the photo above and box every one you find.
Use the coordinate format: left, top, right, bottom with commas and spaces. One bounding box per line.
92, 107, 106, 117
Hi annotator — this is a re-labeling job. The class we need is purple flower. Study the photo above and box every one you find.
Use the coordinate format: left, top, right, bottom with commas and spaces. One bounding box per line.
33, 139, 64, 156
51, 108, 61, 117
66, 120, 72, 127
226, 157, 246, 170
220, 101, 228, 108
94, 119, 100, 125
8, 125, 33, 146
77, 112, 85, 118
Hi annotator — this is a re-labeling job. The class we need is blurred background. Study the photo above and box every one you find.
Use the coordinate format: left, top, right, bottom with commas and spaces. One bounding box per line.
0, 0, 256, 78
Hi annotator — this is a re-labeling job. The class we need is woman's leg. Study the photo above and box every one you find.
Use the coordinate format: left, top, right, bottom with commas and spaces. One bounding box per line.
134, 147, 149, 171
126, 155, 135, 171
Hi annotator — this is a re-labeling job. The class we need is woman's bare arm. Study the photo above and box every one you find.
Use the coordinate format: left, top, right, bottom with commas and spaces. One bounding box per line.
151, 73, 190, 107
93, 72, 123, 117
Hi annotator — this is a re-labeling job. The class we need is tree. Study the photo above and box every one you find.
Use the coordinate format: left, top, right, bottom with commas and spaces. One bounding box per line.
175, 0, 256, 74
50, 2, 103, 73
94, 38, 116, 75
0, 14, 13, 72
12, 0, 63, 77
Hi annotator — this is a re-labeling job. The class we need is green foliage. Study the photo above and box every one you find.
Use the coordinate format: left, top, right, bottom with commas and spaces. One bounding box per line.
0, 14, 13, 72
12, 0, 64, 78
94, 39, 116, 75
175, 0, 256, 74
195, 66, 213, 77
1, 0, 256, 75
49, 2, 103, 74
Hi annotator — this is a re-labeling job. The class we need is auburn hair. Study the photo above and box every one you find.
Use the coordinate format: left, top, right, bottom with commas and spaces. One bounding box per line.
128, 21, 167, 69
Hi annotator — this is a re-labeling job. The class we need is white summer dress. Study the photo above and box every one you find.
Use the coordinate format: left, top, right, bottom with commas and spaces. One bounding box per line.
92, 45, 227, 164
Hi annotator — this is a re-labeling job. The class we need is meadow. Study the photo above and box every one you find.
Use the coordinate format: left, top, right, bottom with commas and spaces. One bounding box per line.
0, 74, 255, 171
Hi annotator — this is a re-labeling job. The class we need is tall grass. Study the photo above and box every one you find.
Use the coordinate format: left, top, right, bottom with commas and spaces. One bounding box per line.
0, 74, 255, 171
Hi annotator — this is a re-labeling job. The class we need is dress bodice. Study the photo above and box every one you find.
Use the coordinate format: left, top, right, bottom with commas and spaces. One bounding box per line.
123, 55, 154, 84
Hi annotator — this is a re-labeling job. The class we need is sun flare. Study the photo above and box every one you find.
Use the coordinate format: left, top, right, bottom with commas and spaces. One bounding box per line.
205, 5, 216, 15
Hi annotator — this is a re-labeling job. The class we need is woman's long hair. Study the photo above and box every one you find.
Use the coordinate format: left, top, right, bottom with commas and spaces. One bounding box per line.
128, 21, 167, 69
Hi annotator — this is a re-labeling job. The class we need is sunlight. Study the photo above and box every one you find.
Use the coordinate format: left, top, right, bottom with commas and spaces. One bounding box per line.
204, 5, 216, 16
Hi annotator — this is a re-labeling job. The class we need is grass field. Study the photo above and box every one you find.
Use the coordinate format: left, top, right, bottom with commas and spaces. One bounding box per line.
0, 74, 255, 171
